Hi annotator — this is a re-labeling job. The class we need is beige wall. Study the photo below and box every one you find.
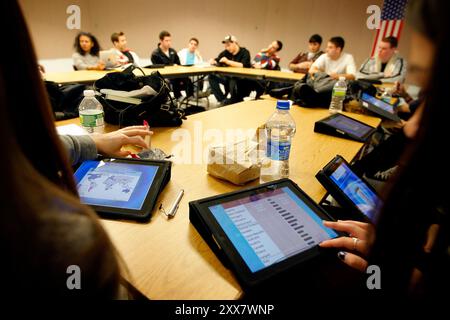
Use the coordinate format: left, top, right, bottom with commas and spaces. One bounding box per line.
20, 0, 412, 70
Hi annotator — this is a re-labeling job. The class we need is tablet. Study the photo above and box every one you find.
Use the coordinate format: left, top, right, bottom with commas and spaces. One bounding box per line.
314, 113, 376, 142
74, 158, 171, 221
189, 179, 341, 288
316, 155, 381, 222
361, 92, 401, 122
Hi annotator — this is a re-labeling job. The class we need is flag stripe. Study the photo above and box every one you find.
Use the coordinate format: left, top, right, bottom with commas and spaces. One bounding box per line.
385, 20, 394, 37
372, 20, 387, 57
393, 20, 401, 37
370, 0, 408, 57
370, 28, 381, 57
397, 21, 404, 41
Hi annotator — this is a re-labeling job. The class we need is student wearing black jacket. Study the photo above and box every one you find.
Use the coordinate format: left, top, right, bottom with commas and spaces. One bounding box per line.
151, 31, 193, 99
208, 35, 252, 106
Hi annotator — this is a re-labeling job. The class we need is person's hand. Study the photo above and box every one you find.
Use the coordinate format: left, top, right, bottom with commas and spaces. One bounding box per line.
393, 81, 406, 96
319, 220, 375, 272
297, 61, 312, 70
90, 125, 153, 157
219, 57, 229, 65
209, 58, 217, 66
97, 61, 106, 70
329, 72, 339, 80
253, 62, 262, 69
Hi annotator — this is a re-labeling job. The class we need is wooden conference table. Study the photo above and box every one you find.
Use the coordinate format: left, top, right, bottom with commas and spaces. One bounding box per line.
45, 65, 305, 84
56, 99, 381, 299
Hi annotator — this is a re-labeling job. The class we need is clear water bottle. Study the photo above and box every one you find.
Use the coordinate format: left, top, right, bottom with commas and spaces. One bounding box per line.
260, 100, 296, 183
79, 90, 104, 133
329, 76, 347, 114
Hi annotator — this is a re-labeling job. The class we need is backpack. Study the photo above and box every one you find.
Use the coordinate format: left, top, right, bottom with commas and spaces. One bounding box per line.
94, 66, 185, 127
291, 72, 337, 107
45, 81, 86, 120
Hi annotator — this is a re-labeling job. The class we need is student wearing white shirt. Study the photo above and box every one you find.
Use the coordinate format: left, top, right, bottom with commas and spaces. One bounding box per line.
111, 32, 140, 67
178, 37, 203, 66
309, 36, 356, 80
288, 37, 356, 107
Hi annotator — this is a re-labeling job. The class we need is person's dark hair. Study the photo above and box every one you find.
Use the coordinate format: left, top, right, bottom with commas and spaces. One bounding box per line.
111, 31, 125, 44
369, 0, 449, 296
276, 40, 283, 51
73, 31, 101, 56
309, 34, 322, 45
329, 36, 345, 50
382, 36, 398, 48
159, 30, 171, 41
1, 0, 121, 297
189, 37, 199, 45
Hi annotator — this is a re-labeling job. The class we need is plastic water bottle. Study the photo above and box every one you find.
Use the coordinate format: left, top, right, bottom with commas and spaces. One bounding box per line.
79, 90, 104, 133
329, 76, 347, 114
260, 100, 296, 183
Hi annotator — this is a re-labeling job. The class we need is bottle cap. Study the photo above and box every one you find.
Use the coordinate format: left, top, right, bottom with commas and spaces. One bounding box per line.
83, 90, 95, 97
276, 100, 290, 110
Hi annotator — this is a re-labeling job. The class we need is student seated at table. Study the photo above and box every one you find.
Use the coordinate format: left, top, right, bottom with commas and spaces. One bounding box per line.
177, 37, 210, 98
291, 36, 356, 107
110, 31, 140, 67
178, 37, 203, 66
309, 36, 356, 80
151, 30, 193, 100
289, 34, 324, 73
249, 40, 283, 98
252, 40, 283, 70
356, 36, 407, 83
72, 31, 105, 71
208, 35, 252, 106
0, 0, 155, 298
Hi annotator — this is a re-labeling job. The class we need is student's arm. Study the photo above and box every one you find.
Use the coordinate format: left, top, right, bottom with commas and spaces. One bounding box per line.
381, 59, 407, 83
210, 51, 225, 65
356, 58, 383, 80
59, 126, 151, 165
72, 53, 89, 71
343, 55, 357, 80
151, 50, 164, 65
220, 57, 243, 68
173, 50, 181, 66
308, 54, 325, 75
178, 49, 186, 65
195, 51, 203, 64
59, 134, 98, 165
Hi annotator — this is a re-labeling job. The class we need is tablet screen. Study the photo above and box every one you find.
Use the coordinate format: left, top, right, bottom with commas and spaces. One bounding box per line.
361, 93, 395, 114
322, 115, 373, 139
74, 160, 159, 210
329, 161, 380, 220
208, 187, 338, 273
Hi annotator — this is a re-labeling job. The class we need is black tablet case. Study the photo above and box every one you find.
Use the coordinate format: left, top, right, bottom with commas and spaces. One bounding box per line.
314, 113, 376, 142
91, 158, 171, 222
189, 178, 339, 290
316, 158, 378, 223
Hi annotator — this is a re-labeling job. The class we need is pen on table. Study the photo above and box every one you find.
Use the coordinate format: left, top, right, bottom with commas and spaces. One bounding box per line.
166, 189, 184, 218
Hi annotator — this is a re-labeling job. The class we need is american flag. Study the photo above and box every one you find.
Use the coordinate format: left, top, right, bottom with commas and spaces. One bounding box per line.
371, 0, 408, 57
